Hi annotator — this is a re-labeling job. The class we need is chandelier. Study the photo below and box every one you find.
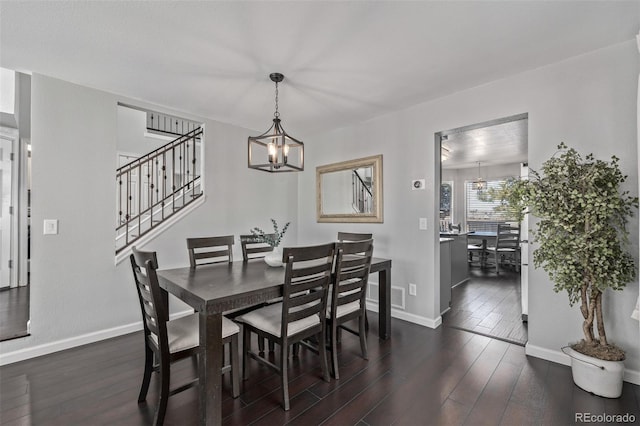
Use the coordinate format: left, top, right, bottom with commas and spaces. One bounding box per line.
248, 73, 304, 172
472, 161, 486, 192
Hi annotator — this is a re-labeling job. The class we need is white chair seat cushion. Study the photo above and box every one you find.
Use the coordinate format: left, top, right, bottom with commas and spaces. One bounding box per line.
327, 300, 360, 318
156, 313, 239, 354
237, 302, 320, 337
485, 247, 516, 252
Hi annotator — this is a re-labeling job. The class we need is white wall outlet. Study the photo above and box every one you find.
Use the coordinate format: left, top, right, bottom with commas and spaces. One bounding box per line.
419, 217, 428, 230
43, 219, 58, 235
411, 179, 426, 190
409, 283, 417, 296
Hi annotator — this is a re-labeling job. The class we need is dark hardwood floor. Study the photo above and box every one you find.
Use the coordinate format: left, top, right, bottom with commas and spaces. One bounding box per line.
0, 286, 29, 341
444, 268, 527, 346
1, 314, 638, 425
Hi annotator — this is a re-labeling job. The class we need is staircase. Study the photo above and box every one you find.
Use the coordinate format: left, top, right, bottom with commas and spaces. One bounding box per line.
352, 170, 373, 213
115, 126, 203, 254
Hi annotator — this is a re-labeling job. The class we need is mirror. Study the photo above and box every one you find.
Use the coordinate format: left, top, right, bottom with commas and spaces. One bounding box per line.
316, 154, 383, 223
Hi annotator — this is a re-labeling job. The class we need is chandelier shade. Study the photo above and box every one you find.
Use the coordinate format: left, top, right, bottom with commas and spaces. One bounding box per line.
472, 161, 486, 191
248, 73, 304, 172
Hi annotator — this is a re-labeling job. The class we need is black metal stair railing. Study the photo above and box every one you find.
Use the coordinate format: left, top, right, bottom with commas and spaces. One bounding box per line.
352, 170, 373, 214
116, 127, 203, 254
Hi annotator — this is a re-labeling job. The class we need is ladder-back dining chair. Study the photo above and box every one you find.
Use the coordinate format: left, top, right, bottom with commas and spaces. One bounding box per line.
237, 242, 335, 411
130, 247, 240, 426
186, 235, 234, 268
240, 233, 275, 261
484, 224, 521, 274
337, 232, 373, 242
327, 239, 374, 379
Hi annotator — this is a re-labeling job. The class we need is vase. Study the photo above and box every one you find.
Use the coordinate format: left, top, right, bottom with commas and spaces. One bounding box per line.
565, 347, 624, 398
264, 246, 283, 267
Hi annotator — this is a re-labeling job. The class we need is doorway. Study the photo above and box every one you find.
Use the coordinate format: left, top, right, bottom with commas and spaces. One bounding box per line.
437, 114, 528, 346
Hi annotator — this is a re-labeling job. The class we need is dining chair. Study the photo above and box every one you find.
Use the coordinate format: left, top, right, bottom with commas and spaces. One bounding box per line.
327, 239, 374, 379
484, 224, 521, 274
337, 232, 374, 331
240, 233, 276, 261
337, 232, 373, 242
237, 242, 335, 411
240, 233, 279, 353
186, 235, 234, 268
467, 242, 484, 267
130, 247, 240, 425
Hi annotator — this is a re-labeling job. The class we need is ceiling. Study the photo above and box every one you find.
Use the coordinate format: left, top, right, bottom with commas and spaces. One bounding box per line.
1, 1, 638, 137
441, 118, 528, 169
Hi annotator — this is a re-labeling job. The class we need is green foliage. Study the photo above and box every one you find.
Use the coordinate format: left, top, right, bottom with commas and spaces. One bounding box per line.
512, 143, 638, 303
479, 177, 526, 222
250, 218, 290, 248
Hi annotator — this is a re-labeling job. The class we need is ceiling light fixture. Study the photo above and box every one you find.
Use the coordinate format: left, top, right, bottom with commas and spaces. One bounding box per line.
472, 161, 486, 192
248, 73, 304, 172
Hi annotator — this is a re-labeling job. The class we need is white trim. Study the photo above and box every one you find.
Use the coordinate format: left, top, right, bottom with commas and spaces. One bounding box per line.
114, 195, 206, 265
525, 343, 640, 385
0, 310, 193, 366
366, 301, 442, 329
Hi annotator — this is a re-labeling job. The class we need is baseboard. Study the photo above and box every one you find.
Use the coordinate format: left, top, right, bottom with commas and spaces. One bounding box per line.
0, 310, 193, 366
366, 301, 442, 329
525, 343, 640, 385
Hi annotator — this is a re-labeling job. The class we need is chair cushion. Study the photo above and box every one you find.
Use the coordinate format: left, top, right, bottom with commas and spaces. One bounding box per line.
155, 313, 239, 354
327, 300, 360, 318
237, 303, 320, 337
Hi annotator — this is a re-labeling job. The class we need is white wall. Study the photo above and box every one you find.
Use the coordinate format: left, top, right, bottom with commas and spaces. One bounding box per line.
298, 40, 640, 378
117, 105, 166, 155
0, 74, 298, 360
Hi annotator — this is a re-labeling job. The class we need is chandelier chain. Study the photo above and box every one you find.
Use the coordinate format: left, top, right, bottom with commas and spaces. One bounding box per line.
274, 81, 280, 118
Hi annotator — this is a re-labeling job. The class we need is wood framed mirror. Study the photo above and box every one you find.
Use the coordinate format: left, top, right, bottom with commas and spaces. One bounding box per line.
316, 154, 383, 223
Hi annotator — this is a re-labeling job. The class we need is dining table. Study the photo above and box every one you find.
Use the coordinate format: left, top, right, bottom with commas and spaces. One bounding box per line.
467, 230, 497, 266
156, 256, 392, 426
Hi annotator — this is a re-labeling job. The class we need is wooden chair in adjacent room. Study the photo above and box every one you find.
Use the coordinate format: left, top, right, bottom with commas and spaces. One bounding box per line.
236, 243, 335, 411
130, 247, 240, 426
327, 239, 374, 379
186, 235, 234, 268
484, 224, 521, 274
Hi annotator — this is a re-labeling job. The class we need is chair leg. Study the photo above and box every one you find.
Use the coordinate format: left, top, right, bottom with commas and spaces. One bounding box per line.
230, 334, 240, 398
280, 342, 290, 411
495, 251, 499, 274
243, 327, 251, 381
268, 340, 275, 353
258, 337, 265, 354
359, 314, 368, 360
138, 345, 154, 402
330, 321, 339, 379
154, 359, 170, 426
318, 329, 330, 383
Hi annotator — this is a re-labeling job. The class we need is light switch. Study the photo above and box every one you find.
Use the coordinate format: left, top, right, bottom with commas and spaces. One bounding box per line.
43, 219, 58, 235
419, 218, 428, 230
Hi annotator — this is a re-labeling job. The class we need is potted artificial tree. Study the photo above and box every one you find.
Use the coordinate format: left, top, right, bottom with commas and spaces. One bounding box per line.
505, 143, 638, 398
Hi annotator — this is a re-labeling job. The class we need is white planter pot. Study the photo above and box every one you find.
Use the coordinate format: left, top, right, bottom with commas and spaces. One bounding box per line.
565, 347, 624, 398
264, 246, 283, 267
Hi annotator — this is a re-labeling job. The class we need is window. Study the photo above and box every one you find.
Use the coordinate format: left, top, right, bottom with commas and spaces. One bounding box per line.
465, 178, 517, 230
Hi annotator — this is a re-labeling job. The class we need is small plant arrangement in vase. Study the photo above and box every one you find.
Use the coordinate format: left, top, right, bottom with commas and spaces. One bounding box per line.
504, 143, 638, 398
250, 219, 290, 267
